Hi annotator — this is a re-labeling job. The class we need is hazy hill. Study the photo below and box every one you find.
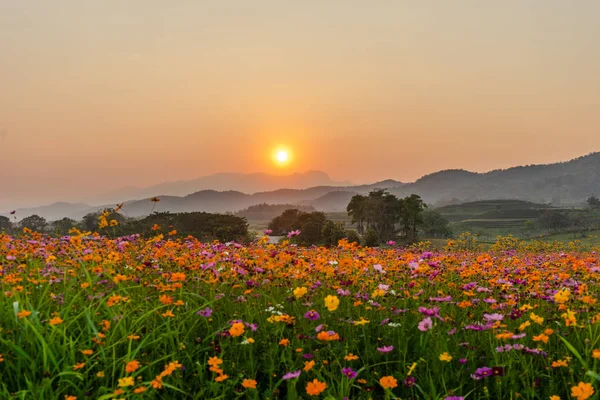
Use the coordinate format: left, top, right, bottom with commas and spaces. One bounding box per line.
88, 171, 349, 205
389, 152, 600, 206
3, 152, 600, 221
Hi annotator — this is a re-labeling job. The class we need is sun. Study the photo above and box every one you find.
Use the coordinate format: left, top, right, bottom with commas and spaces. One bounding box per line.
272, 148, 292, 166
276, 150, 289, 163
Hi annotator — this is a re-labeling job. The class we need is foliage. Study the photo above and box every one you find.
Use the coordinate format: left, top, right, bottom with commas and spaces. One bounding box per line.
420, 210, 451, 238
321, 220, 347, 247
19, 214, 48, 232
362, 228, 379, 247
347, 190, 427, 244
236, 203, 316, 221
0, 215, 14, 233
587, 196, 600, 210
268, 210, 329, 246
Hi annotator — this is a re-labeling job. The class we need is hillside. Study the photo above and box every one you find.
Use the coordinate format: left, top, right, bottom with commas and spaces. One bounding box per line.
389, 152, 600, 206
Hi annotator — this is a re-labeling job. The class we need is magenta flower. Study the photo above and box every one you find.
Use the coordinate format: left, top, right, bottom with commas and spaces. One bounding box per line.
471, 367, 493, 380
304, 310, 320, 321
418, 317, 433, 332
377, 345, 394, 353
342, 367, 357, 379
196, 307, 212, 317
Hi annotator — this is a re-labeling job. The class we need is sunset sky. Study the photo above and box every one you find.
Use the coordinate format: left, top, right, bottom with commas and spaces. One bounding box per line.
1, 1, 599, 208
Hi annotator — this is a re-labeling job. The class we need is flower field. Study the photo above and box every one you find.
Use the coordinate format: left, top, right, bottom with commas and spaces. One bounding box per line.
1, 231, 600, 399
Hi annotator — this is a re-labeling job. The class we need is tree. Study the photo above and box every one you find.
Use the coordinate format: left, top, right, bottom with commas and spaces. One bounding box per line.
20, 214, 47, 232
538, 210, 570, 232
268, 209, 330, 246
268, 209, 303, 236
50, 218, 77, 235
321, 220, 346, 247
0, 216, 14, 233
345, 230, 361, 245
363, 228, 379, 247
587, 196, 600, 210
347, 195, 368, 234
523, 220, 536, 238
421, 210, 451, 238
401, 194, 427, 242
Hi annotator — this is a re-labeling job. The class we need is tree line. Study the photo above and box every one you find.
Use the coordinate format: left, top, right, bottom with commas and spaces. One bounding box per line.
0, 211, 250, 243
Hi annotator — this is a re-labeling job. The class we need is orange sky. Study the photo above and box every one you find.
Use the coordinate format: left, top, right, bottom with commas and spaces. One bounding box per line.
1, 1, 599, 208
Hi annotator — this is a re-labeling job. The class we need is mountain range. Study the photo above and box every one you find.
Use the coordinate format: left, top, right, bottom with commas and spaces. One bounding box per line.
3, 152, 600, 221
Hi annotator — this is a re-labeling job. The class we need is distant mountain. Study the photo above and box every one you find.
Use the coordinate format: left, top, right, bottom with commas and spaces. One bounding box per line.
88, 171, 350, 205
387, 152, 600, 206
4, 152, 600, 222
4, 202, 93, 222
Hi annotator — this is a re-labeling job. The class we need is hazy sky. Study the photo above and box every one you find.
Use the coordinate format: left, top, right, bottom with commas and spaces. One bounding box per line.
1, 1, 599, 208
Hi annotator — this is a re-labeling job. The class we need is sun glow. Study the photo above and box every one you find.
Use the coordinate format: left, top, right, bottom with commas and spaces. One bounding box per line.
272, 148, 292, 166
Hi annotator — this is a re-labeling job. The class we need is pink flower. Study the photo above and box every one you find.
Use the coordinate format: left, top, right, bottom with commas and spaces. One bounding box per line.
418, 317, 433, 332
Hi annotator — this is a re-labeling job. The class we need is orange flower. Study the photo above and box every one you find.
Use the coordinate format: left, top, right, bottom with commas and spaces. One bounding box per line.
279, 338, 290, 346
215, 374, 229, 382
344, 353, 359, 361
242, 379, 257, 389
81, 349, 94, 356
125, 360, 140, 373
208, 357, 223, 367
133, 387, 147, 394
73, 362, 85, 370
304, 360, 315, 371
571, 382, 594, 400
162, 310, 175, 318
65, 396, 77, 400
229, 322, 245, 337
379, 376, 398, 389
306, 379, 327, 396
18, 310, 32, 319
593, 349, 600, 359
533, 334, 549, 344
49, 316, 63, 325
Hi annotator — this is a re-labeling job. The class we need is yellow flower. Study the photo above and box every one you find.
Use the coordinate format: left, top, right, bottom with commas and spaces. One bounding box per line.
118, 377, 135, 387
530, 312, 544, 325
324, 295, 340, 311
571, 382, 594, 400
518, 321, 531, 331
554, 289, 570, 304
407, 362, 417, 376
293, 287, 308, 298
439, 352, 452, 362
